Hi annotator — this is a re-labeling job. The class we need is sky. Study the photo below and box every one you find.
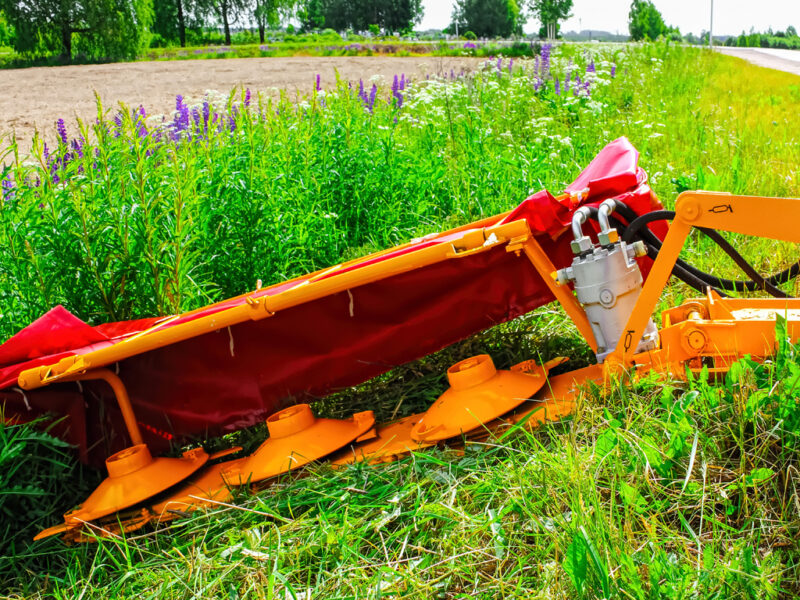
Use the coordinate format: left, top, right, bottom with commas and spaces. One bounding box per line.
418, 0, 800, 37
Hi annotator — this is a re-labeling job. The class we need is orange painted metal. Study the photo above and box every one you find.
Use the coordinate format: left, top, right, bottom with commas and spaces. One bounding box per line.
410, 354, 547, 442
609, 191, 800, 367
221, 404, 376, 486
16, 220, 532, 391
34, 444, 208, 541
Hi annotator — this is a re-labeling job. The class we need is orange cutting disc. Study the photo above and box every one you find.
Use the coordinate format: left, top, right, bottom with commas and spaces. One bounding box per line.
222, 404, 375, 485
34, 444, 208, 539
410, 354, 547, 442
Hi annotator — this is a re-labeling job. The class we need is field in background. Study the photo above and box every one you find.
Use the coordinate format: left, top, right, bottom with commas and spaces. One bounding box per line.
2, 43, 800, 597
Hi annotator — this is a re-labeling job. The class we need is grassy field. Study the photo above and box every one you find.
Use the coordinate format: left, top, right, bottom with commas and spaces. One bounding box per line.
1, 43, 800, 598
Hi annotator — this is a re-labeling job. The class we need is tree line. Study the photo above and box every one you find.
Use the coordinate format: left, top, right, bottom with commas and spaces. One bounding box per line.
0, 0, 428, 60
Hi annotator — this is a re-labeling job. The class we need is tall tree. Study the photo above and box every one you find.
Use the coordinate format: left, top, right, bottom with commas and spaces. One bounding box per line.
253, 0, 296, 42
0, 0, 152, 60
529, 0, 572, 39
451, 0, 522, 38
299, 0, 422, 33
628, 0, 666, 41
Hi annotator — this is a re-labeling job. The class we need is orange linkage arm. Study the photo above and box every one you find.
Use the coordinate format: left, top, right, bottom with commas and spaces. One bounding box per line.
17, 219, 532, 391
609, 191, 800, 365
520, 238, 598, 353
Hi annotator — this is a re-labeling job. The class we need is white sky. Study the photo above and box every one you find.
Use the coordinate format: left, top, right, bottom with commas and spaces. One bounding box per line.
419, 0, 800, 37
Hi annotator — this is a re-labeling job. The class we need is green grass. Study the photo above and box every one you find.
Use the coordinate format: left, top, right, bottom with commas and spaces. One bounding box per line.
1, 43, 800, 597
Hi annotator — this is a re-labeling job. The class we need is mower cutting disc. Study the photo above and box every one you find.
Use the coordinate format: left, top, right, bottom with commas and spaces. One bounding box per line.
410, 354, 546, 443
222, 404, 375, 485
35, 444, 208, 540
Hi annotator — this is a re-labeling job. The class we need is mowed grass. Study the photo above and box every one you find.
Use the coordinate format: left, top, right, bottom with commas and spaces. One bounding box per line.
1, 44, 800, 598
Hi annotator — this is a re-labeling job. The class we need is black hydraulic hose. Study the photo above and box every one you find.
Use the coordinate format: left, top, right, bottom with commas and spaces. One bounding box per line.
624, 210, 800, 289
584, 213, 727, 295
619, 208, 799, 296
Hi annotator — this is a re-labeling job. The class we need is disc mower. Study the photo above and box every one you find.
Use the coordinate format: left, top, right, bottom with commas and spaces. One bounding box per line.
1, 138, 798, 542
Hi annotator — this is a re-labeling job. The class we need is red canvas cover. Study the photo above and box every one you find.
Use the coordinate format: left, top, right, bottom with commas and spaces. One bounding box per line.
0, 138, 667, 463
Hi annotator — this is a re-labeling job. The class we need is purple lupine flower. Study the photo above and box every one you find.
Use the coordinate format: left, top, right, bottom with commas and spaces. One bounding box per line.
244, 88, 251, 107
533, 77, 542, 92
564, 75, 570, 92
399, 73, 406, 90
56, 119, 68, 145
367, 84, 377, 113
496, 57, 502, 75
573, 75, 581, 96
464, 42, 477, 49
392, 74, 399, 94
1, 176, 14, 201
611, 64, 617, 77
587, 60, 595, 74
540, 44, 552, 75
508, 58, 514, 73
71, 137, 84, 159
554, 77, 560, 95
315, 74, 321, 92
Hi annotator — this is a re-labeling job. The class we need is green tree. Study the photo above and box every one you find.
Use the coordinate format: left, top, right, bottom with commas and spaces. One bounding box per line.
298, 0, 422, 33
253, 0, 295, 42
451, 0, 523, 39
0, 10, 13, 46
628, 0, 665, 41
0, 0, 152, 60
530, 0, 572, 39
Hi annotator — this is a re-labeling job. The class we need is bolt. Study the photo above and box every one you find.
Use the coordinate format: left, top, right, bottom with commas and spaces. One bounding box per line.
678, 198, 701, 222
599, 288, 615, 306
687, 329, 706, 350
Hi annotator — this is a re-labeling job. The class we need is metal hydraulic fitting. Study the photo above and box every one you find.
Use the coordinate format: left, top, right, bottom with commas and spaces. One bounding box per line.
556, 199, 657, 363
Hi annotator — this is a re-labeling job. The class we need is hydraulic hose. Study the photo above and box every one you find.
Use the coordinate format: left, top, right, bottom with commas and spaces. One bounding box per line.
588, 202, 798, 298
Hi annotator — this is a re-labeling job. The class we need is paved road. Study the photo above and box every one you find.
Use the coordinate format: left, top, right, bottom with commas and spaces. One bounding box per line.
715, 46, 800, 77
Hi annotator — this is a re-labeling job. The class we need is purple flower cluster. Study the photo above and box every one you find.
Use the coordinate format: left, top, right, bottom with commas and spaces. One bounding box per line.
391, 74, 407, 109
259, 45, 272, 52
357, 80, 378, 113
463, 42, 477, 49
1, 176, 14, 201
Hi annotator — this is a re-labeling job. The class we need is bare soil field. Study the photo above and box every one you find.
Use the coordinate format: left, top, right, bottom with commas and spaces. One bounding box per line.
0, 55, 482, 152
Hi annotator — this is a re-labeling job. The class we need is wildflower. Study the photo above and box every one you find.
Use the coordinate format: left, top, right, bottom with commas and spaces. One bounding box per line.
554, 77, 560, 95
244, 88, 251, 107
587, 60, 596, 74
508, 58, 514, 74
1, 176, 13, 201
56, 118, 68, 145
315, 74, 321, 92
71, 137, 84, 159
611, 63, 616, 77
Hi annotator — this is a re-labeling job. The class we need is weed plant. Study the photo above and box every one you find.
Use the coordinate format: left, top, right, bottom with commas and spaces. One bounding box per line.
1, 43, 800, 597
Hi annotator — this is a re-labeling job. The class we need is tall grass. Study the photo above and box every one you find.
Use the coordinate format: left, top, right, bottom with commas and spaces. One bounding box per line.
1, 43, 799, 597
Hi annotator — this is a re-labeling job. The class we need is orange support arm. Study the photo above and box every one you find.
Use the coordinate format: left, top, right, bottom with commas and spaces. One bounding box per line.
609, 191, 800, 365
